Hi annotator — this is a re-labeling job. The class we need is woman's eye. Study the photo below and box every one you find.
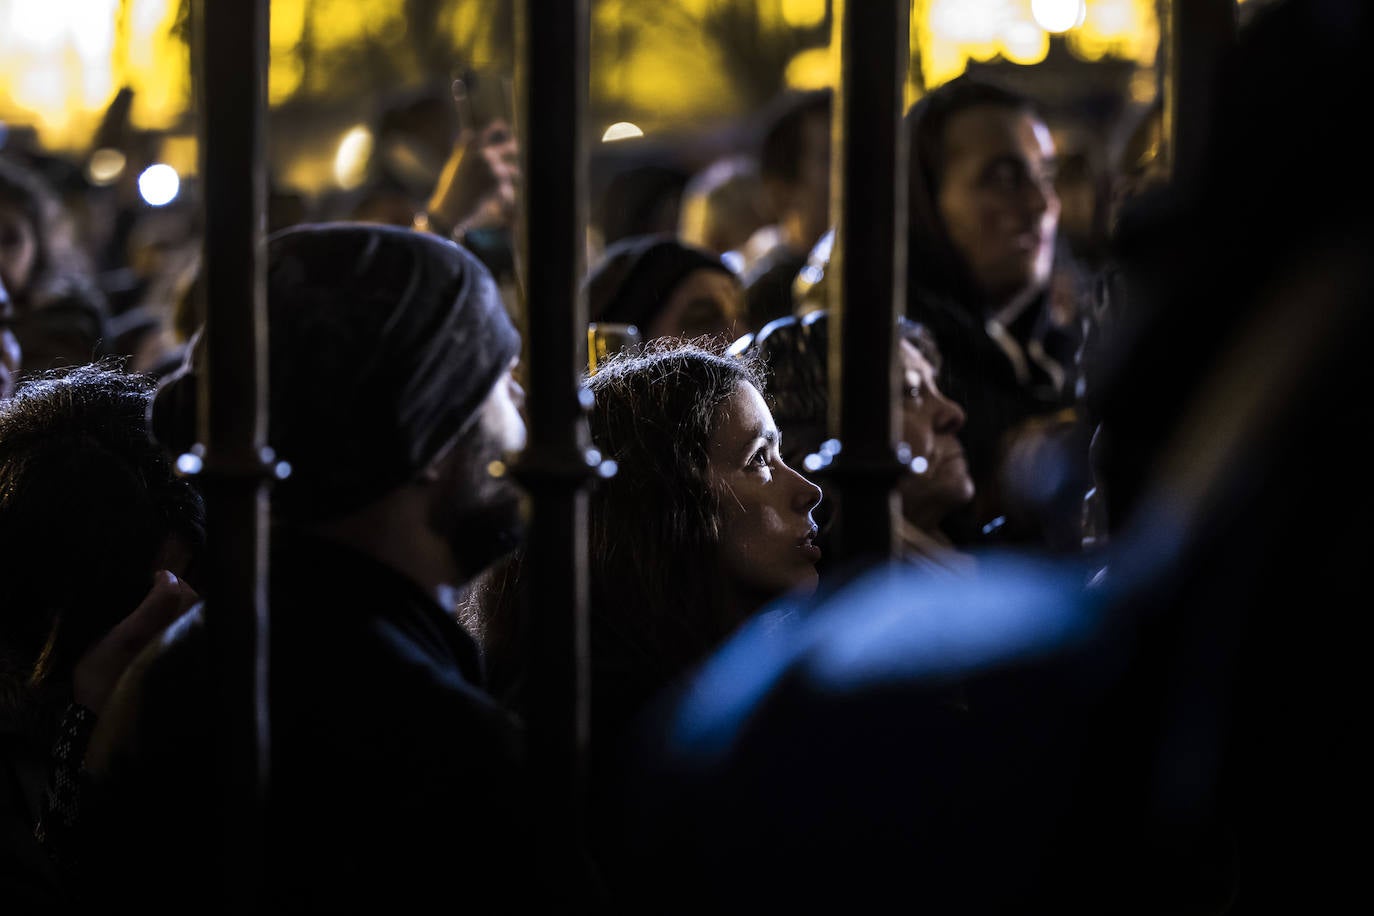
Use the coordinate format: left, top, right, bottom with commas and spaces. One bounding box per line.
748, 449, 769, 469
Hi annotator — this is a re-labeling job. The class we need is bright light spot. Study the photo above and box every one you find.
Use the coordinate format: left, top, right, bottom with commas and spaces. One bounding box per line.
1091, 0, 1134, 34
175, 452, 203, 475
780, 0, 826, 28
333, 125, 373, 190
87, 148, 126, 185
1031, 0, 1086, 33
601, 122, 644, 143
1002, 21, 1050, 64
10, 4, 68, 50
137, 164, 180, 206
784, 46, 832, 91
930, 0, 1003, 43
910, 456, 930, 474
804, 453, 824, 472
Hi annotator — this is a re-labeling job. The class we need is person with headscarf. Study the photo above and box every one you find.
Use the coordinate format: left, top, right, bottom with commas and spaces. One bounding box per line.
585, 233, 745, 342
80, 223, 543, 911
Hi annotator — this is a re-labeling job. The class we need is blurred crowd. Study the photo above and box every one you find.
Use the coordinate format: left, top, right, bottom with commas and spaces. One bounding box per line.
3, 0, 1361, 911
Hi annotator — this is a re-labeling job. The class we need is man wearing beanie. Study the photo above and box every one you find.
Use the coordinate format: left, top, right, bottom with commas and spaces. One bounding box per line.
80, 224, 541, 911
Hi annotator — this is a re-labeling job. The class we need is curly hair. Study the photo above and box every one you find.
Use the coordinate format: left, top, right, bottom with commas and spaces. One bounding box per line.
0, 363, 205, 720
466, 339, 768, 705
585, 339, 766, 670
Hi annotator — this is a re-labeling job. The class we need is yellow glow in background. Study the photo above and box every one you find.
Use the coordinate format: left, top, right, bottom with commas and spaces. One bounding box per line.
0, 0, 186, 150
2, 0, 1172, 156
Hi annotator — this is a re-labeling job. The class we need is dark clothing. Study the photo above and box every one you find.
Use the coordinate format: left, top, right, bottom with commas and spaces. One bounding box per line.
742, 243, 807, 329
908, 270, 1093, 547
85, 529, 532, 912
612, 514, 1287, 913
615, 554, 1120, 912
0, 714, 59, 907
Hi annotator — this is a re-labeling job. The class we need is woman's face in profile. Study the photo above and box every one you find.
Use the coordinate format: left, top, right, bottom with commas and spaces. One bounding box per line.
707, 381, 824, 614
0, 204, 38, 297
897, 339, 974, 529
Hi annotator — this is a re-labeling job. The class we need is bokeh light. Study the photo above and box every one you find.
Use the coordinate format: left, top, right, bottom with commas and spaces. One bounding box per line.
137, 163, 179, 206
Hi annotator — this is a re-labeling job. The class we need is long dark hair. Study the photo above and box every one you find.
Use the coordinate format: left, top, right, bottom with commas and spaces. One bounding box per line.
466, 340, 766, 706
585, 340, 766, 673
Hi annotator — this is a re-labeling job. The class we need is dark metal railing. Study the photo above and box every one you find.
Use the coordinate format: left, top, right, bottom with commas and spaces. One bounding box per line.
824, 0, 910, 564
513, 0, 596, 899
180, 0, 1222, 902
191, 0, 272, 906
1162, 0, 1236, 188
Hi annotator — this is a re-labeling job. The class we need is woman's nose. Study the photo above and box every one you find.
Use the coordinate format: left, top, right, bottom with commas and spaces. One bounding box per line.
788, 463, 823, 514
933, 393, 965, 435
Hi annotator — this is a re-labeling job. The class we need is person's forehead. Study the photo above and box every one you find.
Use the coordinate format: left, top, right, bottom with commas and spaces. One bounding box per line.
899, 338, 936, 376
942, 104, 1053, 165
712, 381, 771, 447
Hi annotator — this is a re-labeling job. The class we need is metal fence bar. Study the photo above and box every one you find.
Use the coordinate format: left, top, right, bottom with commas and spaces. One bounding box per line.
826, 0, 910, 564
514, 0, 594, 899
191, 0, 271, 906
1162, 0, 1236, 188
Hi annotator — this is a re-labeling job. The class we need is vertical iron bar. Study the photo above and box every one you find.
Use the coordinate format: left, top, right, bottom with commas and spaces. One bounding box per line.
1162, 0, 1235, 189
191, 0, 271, 906
826, 0, 909, 563
514, 0, 593, 900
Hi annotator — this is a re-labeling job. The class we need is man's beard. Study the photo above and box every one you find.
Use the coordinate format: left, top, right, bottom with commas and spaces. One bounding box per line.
432, 427, 528, 584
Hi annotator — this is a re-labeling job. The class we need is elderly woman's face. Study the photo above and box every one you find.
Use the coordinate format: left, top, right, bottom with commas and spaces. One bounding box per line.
897, 340, 974, 529
0, 204, 37, 297
708, 381, 823, 615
